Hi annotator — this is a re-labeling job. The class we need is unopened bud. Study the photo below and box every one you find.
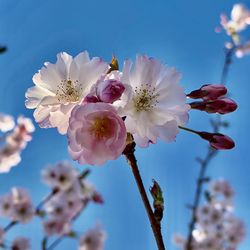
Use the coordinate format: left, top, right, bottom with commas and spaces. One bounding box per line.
198, 132, 235, 150
96, 79, 125, 103
190, 98, 237, 114
187, 84, 227, 100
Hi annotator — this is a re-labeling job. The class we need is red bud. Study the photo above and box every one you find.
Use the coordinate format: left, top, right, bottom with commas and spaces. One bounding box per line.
199, 132, 235, 150
92, 192, 104, 204
187, 84, 227, 100
190, 98, 237, 114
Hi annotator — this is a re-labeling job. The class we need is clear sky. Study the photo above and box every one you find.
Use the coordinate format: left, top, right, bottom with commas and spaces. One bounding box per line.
0, 0, 250, 249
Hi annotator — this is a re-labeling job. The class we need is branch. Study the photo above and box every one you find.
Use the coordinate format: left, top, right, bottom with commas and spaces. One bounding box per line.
185, 46, 234, 250
123, 139, 165, 250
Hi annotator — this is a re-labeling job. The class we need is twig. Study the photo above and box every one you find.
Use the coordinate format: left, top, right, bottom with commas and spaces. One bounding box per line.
123, 140, 165, 250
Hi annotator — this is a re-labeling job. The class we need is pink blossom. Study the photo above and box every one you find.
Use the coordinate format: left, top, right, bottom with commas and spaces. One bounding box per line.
67, 103, 127, 166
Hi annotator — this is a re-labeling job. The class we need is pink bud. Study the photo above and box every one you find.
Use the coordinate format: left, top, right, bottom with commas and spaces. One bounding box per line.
83, 95, 99, 103
92, 192, 104, 204
198, 132, 235, 150
96, 79, 125, 103
187, 84, 227, 100
190, 98, 237, 114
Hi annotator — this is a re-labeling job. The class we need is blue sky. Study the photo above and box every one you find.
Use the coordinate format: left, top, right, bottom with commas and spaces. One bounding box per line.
1, 0, 250, 249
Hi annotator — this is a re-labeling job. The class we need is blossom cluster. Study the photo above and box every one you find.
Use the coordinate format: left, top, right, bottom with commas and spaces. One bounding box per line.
0, 188, 34, 223
0, 114, 35, 173
173, 179, 245, 250
25, 52, 237, 166
0, 188, 34, 249
217, 3, 250, 58
42, 161, 103, 237
0, 161, 106, 250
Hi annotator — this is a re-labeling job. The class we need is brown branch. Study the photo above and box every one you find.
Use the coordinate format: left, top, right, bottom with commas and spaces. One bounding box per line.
123, 140, 165, 250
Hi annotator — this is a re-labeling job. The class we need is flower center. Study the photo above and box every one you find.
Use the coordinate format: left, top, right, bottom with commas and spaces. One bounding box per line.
133, 84, 159, 112
56, 79, 83, 103
90, 117, 112, 139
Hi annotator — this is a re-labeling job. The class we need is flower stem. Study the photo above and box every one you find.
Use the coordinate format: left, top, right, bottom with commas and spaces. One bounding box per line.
123, 141, 165, 250
178, 126, 199, 135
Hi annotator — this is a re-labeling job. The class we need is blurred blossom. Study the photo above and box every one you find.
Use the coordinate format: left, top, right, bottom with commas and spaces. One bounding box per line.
0, 188, 34, 223
43, 218, 71, 236
79, 225, 106, 250
42, 161, 78, 190
220, 4, 250, 35
41, 161, 103, 236
210, 179, 234, 199
235, 41, 250, 58
120, 55, 190, 147
68, 103, 127, 166
0, 113, 15, 132
0, 115, 34, 173
11, 237, 31, 250
0, 149, 21, 173
25, 51, 109, 134
173, 179, 245, 250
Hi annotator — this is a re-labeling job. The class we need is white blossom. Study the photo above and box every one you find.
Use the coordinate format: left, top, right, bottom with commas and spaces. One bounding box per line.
25, 51, 109, 134
120, 55, 189, 147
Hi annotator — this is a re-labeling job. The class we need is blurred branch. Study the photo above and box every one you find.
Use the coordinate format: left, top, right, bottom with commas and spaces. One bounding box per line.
185, 47, 234, 250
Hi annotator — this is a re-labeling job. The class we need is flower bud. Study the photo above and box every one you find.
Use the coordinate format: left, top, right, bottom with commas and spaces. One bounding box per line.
92, 192, 104, 204
83, 95, 99, 103
187, 84, 227, 100
96, 79, 125, 103
198, 132, 235, 150
190, 98, 237, 114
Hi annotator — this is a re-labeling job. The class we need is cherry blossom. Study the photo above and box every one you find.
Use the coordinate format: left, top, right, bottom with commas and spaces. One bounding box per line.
120, 55, 190, 147
25, 52, 109, 134
68, 103, 127, 166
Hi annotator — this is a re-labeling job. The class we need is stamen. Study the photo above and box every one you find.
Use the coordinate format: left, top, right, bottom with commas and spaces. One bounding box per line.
90, 117, 112, 139
133, 83, 160, 112
56, 78, 83, 103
